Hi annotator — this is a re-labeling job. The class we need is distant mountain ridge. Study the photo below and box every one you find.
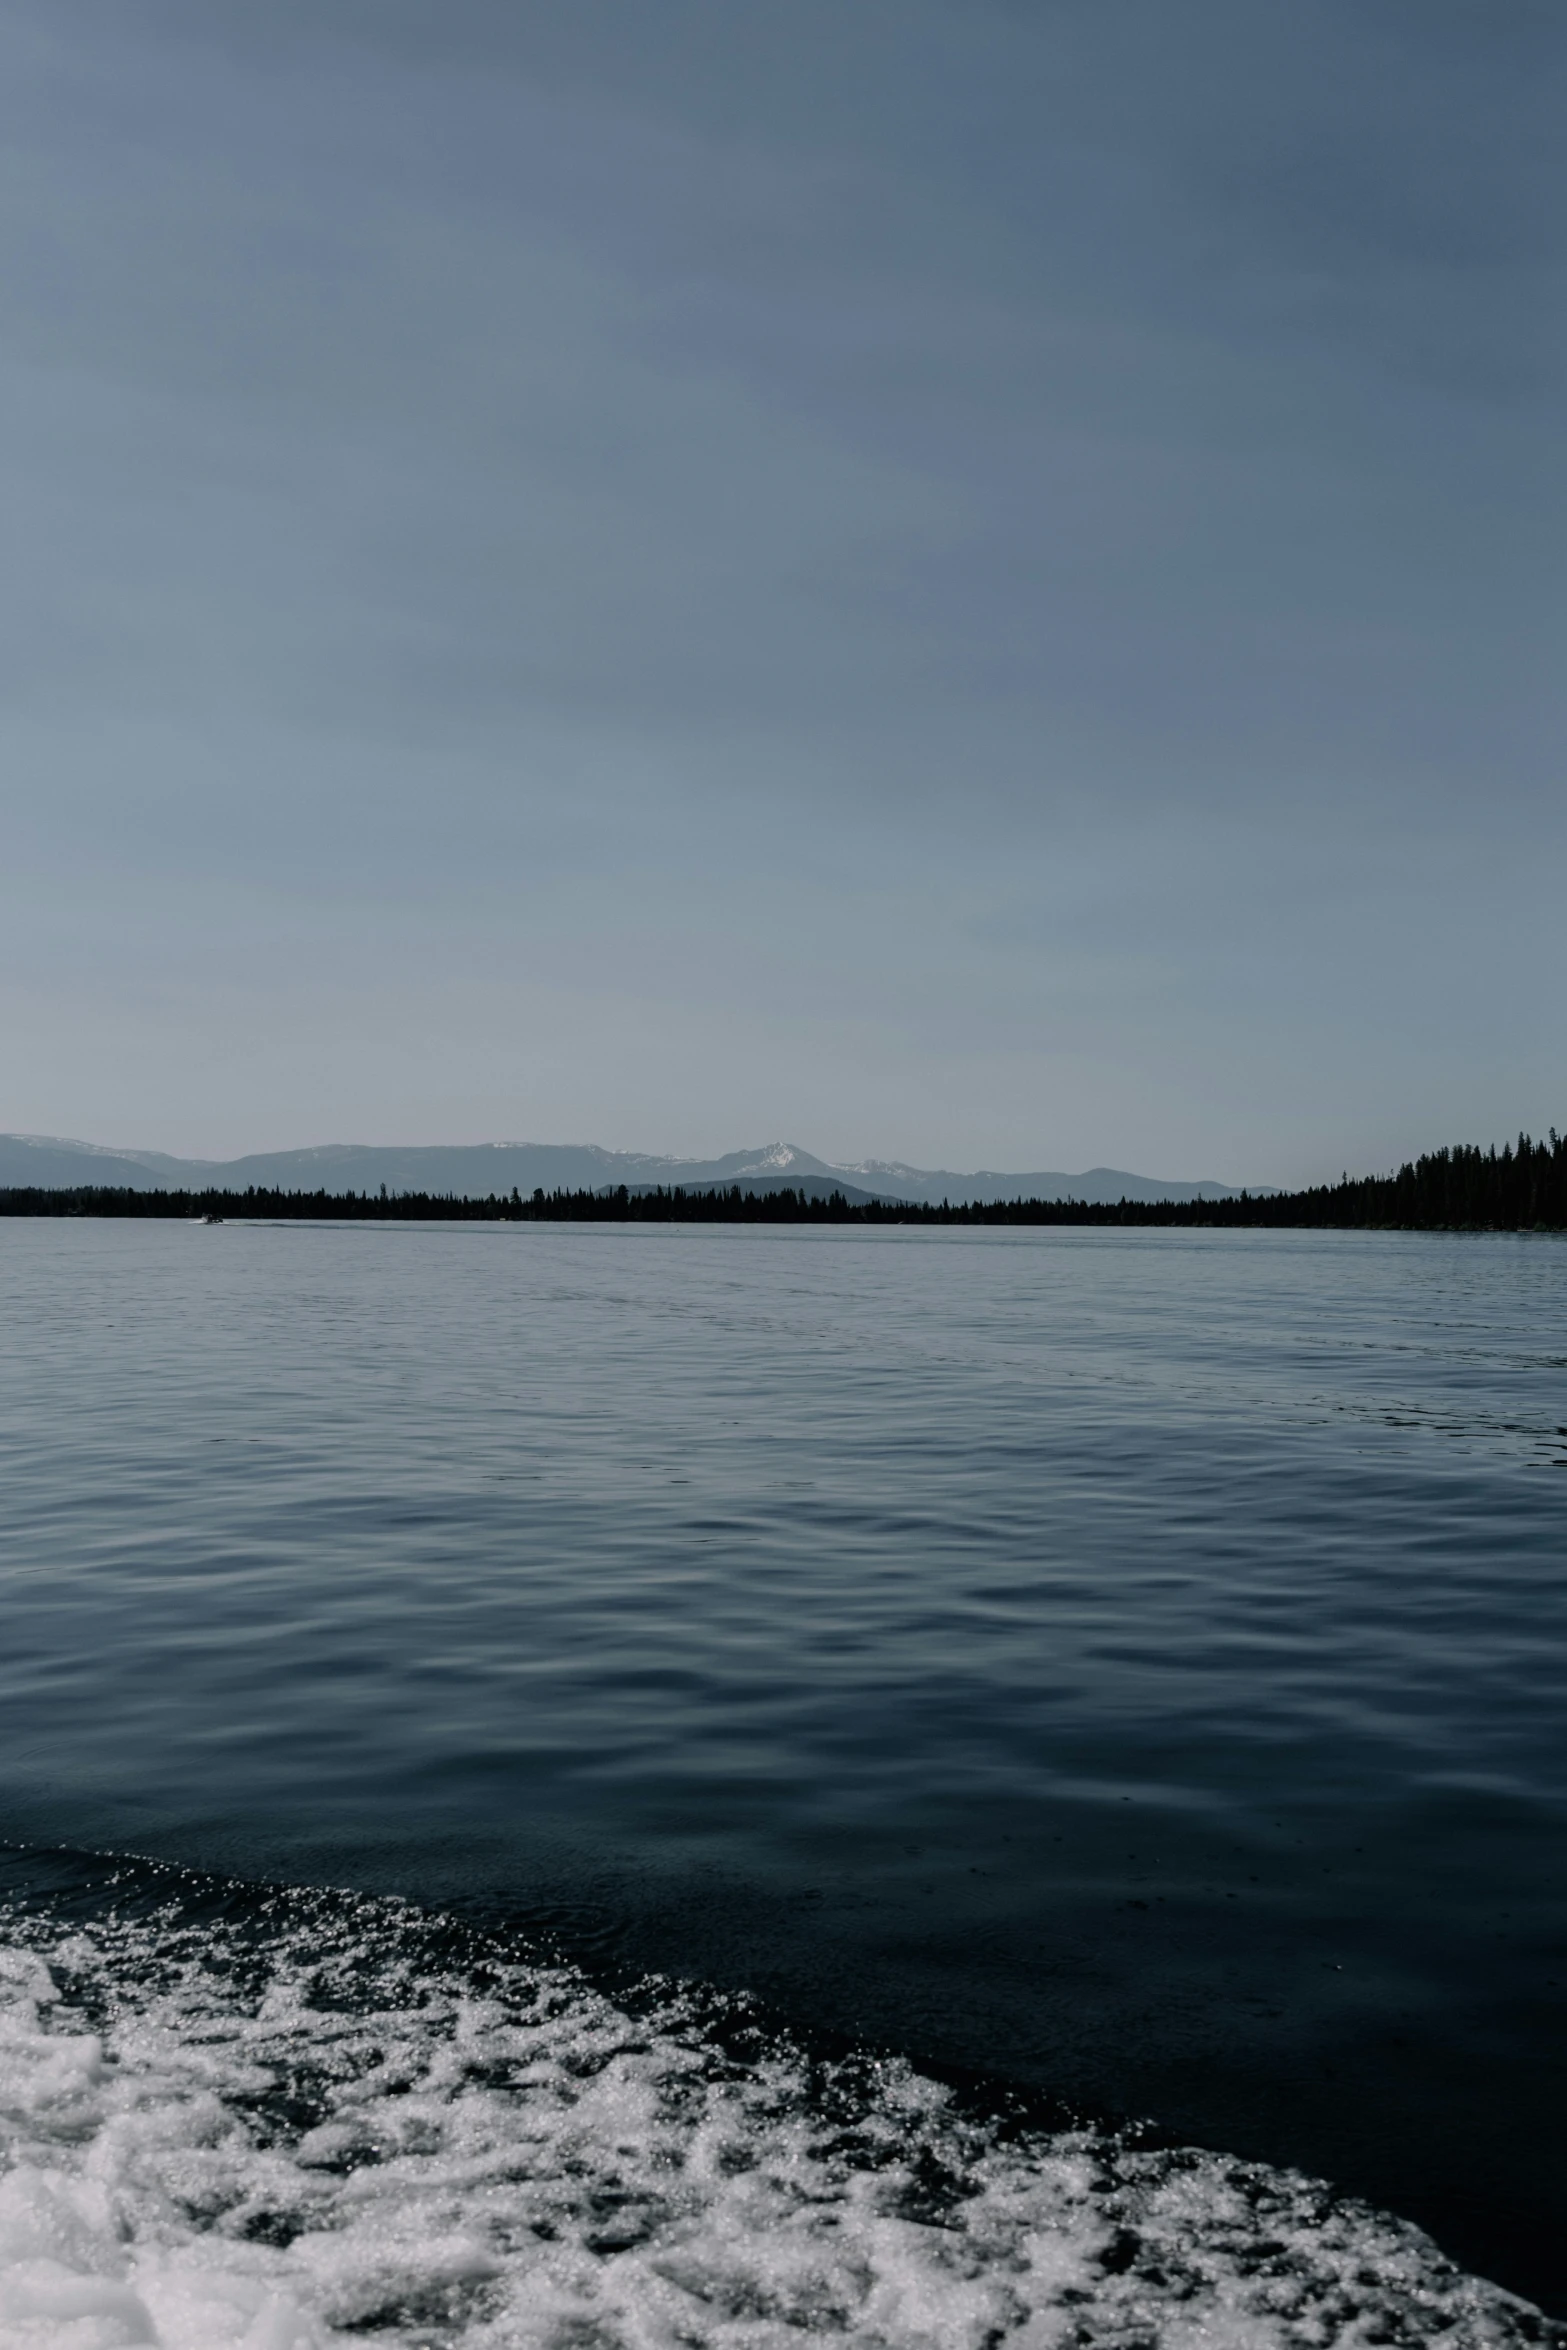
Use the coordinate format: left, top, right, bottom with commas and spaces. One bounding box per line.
0, 1133, 1269, 1205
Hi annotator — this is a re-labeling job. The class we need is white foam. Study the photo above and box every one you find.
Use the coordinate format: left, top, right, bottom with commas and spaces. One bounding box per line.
0, 1892, 1551, 2348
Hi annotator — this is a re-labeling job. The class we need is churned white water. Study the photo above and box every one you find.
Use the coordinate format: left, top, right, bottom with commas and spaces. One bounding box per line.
0, 1882, 1553, 2350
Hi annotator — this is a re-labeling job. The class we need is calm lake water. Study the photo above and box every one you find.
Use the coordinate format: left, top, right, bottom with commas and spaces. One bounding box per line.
1, 1219, 1564, 2347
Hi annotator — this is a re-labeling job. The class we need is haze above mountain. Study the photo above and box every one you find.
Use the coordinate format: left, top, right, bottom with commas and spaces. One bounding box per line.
0, 1134, 1265, 1205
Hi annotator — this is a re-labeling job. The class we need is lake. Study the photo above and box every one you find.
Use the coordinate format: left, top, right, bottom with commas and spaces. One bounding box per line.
1, 1218, 1563, 2346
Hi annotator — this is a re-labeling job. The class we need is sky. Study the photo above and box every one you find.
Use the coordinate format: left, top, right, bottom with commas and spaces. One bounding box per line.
1, 0, 1561, 1183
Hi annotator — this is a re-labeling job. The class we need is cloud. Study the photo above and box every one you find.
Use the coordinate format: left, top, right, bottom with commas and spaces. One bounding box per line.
0, 0, 1561, 1169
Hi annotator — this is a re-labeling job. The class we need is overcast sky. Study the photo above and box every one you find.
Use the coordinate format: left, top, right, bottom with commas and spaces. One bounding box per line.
2, 0, 1561, 1181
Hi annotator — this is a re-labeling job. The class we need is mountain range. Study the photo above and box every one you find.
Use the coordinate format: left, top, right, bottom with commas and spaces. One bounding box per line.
0, 1134, 1267, 1205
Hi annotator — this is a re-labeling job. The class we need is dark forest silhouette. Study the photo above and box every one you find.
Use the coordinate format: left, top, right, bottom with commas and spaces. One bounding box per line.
2, 1130, 1563, 1228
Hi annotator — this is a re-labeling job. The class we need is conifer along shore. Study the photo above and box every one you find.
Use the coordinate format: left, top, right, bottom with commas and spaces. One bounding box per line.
2, 1132, 1564, 1228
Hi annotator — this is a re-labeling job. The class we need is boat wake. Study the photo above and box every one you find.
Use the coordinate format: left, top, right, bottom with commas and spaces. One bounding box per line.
0, 1867, 1556, 2348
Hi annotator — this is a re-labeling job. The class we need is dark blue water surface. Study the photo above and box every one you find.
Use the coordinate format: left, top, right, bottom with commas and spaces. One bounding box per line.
3, 1219, 1564, 2312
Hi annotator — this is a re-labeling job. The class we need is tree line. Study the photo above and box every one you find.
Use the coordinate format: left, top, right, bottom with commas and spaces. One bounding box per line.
1, 1130, 1563, 1228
